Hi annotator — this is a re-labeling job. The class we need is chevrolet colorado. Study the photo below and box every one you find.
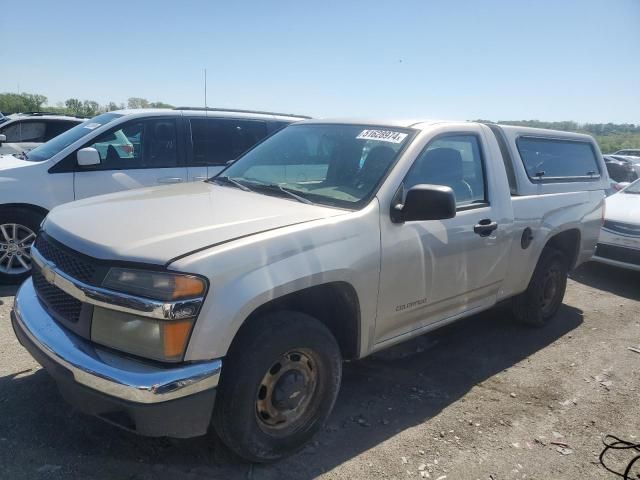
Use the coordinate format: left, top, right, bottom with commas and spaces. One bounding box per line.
12, 119, 608, 462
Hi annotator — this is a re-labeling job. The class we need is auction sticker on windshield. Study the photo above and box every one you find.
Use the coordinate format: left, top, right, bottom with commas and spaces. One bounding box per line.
357, 129, 408, 144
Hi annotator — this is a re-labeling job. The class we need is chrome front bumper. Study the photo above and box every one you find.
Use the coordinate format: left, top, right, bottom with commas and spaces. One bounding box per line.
12, 278, 222, 404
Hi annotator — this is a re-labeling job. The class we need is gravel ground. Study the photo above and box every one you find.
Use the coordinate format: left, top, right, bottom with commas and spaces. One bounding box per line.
1, 261, 639, 480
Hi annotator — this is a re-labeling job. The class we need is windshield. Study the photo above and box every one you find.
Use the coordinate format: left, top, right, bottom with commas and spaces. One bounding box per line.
623, 178, 640, 194
219, 124, 414, 208
24, 112, 123, 162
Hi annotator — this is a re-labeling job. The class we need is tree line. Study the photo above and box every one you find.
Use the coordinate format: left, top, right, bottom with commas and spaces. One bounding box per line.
0, 92, 174, 118
1, 92, 638, 153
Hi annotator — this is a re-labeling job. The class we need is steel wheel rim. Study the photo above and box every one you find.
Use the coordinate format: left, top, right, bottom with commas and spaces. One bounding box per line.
540, 266, 561, 314
255, 349, 319, 434
0, 223, 36, 275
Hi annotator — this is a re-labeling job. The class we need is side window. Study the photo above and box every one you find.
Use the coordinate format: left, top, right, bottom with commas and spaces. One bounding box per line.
404, 135, 487, 206
516, 137, 600, 180
83, 119, 178, 170
44, 121, 78, 141
86, 122, 143, 169
1, 121, 46, 142
145, 119, 178, 167
190, 118, 268, 165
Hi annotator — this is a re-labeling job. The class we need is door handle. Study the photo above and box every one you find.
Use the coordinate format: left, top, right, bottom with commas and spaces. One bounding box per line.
192, 176, 208, 181
473, 219, 498, 237
157, 177, 184, 184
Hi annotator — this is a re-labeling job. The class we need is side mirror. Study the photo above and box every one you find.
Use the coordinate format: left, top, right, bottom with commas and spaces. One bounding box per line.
0, 134, 6, 145
391, 184, 457, 223
77, 147, 101, 166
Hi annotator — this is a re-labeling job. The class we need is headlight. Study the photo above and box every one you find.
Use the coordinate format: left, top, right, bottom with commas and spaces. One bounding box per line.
91, 307, 194, 362
94, 268, 207, 362
103, 268, 206, 301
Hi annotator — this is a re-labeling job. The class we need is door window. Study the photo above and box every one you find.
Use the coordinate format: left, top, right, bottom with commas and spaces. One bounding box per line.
189, 118, 268, 165
1, 121, 46, 142
44, 120, 79, 141
404, 135, 487, 206
83, 119, 178, 170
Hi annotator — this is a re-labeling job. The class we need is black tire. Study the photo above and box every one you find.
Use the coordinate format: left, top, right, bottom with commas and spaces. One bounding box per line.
512, 247, 568, 327
0, 207, 44, 285
213, 311, 342, 463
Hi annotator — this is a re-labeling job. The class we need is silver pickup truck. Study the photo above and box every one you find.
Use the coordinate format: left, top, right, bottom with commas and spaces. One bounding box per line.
11, 119, 607, 462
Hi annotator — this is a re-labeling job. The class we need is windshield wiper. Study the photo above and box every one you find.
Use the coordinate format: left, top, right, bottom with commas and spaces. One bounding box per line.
211, 176, 252, 192
256, 184, 314, 205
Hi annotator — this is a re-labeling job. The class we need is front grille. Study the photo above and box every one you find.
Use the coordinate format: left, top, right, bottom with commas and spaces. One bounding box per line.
603, 220, 640, 237
595, 243, 640, 266
32, 267, 82, 323
34, 234, 96, 283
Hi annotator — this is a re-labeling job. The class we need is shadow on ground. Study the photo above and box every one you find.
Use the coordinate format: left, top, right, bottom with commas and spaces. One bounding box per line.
570, 262, 640, 301
0, 305, 583, 479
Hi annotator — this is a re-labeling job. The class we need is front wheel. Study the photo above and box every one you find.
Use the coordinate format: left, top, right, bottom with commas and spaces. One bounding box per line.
0, 208, 43, 285
212, 311, 342, 462
512, 247, 568, 327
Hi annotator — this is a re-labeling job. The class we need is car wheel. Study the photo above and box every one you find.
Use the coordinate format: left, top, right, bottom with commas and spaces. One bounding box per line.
512, 247, 568, 327
0, 208, 43, 285
213, 311, 342, 463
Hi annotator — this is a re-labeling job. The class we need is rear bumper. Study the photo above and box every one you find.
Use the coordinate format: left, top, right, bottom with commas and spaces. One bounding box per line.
11, 278, 222, 438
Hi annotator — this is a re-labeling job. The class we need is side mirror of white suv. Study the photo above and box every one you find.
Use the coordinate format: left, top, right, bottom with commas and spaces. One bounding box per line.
77, 147, 101, 166
0, 134, 6, 145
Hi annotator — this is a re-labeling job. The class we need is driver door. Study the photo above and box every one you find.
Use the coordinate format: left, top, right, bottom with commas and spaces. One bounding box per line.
375, 130, 511, 344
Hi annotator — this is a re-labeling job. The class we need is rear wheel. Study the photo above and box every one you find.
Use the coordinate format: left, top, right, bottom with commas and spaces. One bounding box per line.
213, 311, 342, 462
0, 208, 43, 285
512, 248, 568, 327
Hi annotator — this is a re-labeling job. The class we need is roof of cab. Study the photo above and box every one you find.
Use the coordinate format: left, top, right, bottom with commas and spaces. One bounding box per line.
496, 124, 596, 142
297, 118, 457, 129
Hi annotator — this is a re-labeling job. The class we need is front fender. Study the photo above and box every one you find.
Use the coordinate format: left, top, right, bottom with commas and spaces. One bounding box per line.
172, 202, 382, 361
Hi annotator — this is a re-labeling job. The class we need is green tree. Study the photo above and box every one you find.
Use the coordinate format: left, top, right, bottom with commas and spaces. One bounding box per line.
0, 92, 47, 113
65, 98, 83, 116
148, 101, 174, 108
127, 97, 150, 109
81, 100, 100, 117
20, 93, 47, 111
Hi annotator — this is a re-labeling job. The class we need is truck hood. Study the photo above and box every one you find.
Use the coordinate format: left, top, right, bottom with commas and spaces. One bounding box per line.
43, 182, 347, 265
605, 191, 640, 225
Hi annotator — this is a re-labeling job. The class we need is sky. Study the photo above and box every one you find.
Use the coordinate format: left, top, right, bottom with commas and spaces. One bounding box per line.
1, 0, 639, 124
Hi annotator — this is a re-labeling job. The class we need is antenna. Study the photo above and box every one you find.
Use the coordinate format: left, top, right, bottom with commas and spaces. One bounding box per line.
204, 68, 208, 110
204, 68, 208, 164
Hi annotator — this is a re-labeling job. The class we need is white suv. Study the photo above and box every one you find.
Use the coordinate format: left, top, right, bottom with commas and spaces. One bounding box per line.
0, 108, 308, 283
0, 112, 84, 154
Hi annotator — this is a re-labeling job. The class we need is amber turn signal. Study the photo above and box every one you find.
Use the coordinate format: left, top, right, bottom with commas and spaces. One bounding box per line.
172, 276, 206, 300
163, 320, 194, 359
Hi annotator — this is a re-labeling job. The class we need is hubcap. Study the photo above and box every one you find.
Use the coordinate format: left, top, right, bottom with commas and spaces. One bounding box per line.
0, 223, 36, 275
255, 349, 318, 433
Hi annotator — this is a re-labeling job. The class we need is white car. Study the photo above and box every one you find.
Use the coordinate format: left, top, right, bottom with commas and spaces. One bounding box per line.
0, 113, 83, 153
0, 108, 308, 283
594, 178, 640, 271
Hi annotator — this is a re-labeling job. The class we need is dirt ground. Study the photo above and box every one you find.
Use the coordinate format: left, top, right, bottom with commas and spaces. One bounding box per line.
1, 261, 639, 480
